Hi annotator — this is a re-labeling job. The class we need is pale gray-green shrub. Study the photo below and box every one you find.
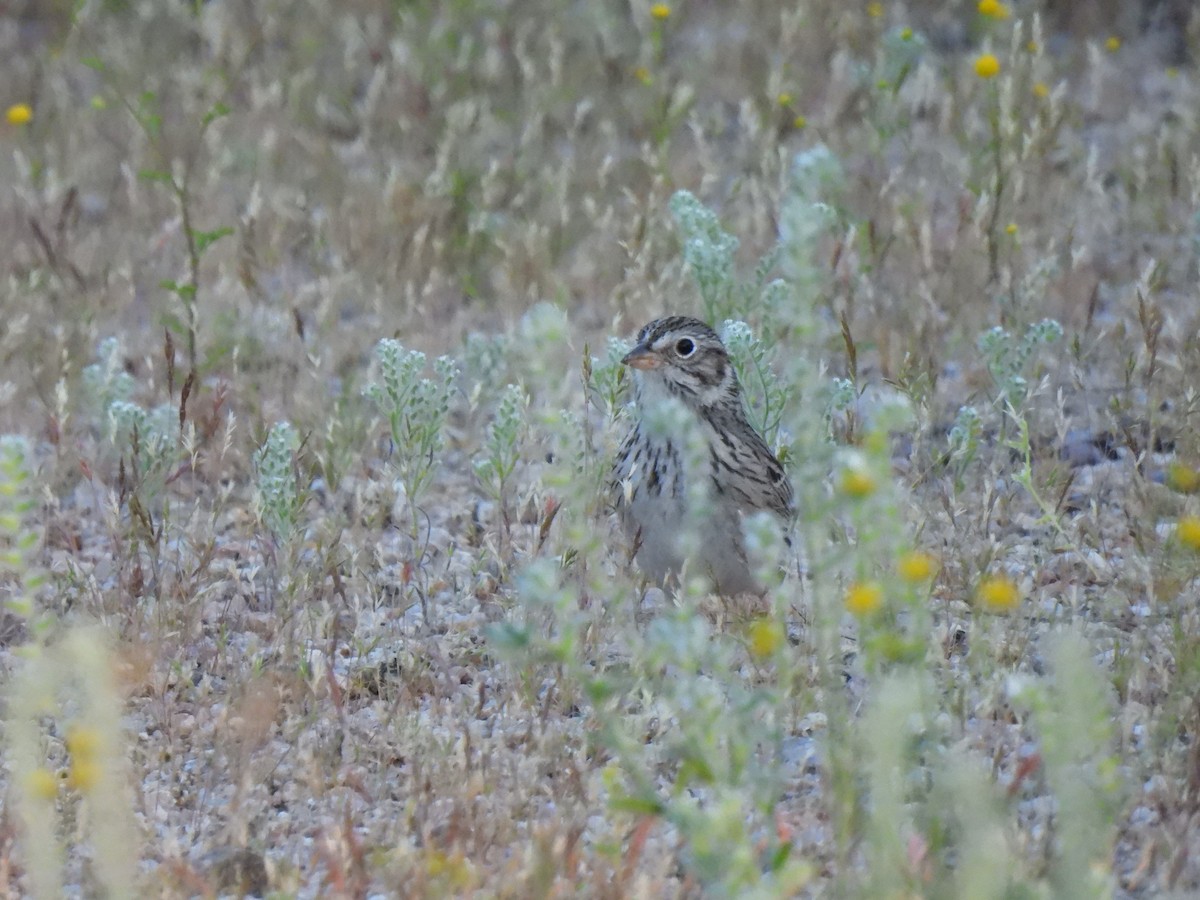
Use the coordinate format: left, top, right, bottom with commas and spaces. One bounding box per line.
364, 339, 459, 537
254, 421, 301, 542
978, 318, 1064, 408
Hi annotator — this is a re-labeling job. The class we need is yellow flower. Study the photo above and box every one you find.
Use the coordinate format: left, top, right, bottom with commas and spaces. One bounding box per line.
747, 617, 784, 659
897, 551, 936, 583
1026, 40, 1039, 53
867, 2, 884, 18
91, 94, 107, 110
977, 0, 1010, 19
777, 92, 793, 107
633, 65, 652, 85
1032, 82, 1049, 99
25, 768, 59, 801
974, 53, 1001, 79
6, 103, 32, 126
839, 467, 876, 499
1167, 463, 1200, 494
900, 27, 913, 41
650, 3, 671, 20
425, 849, 473, 888
1005, 222, 1018, 235
67, 759, 101, 793
1178, 516, 1200, 552
66, 726, 101, 761
977, 575, 1020, 611
1105, 36, 1121, 52
845, 581, 884, 617
792, 114, 807, 129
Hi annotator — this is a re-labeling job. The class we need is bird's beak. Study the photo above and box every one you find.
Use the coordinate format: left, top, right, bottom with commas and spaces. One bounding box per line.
621, 344, 664, 370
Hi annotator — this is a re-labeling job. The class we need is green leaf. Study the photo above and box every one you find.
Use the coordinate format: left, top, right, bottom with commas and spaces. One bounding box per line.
159, 280, 197, 300
583, 677, 616, 704
138, 169, 173, 184
767, 841, 793, 873
484, 622, 531, 653
608, 794, 665, 816
193, 226, 234, 255
202, 102, 231, 127
134, 93, 162, 136
676, 757, 716, 788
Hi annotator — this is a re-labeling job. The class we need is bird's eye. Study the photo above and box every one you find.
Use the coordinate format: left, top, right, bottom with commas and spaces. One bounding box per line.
675, 338, 695, 357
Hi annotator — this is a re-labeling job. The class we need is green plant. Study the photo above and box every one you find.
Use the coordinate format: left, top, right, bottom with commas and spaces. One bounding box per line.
494, 559, 812, 896
80, 337, 183, 504
81, 336, 136, 415
86, 67, 234, 370
947, 404, 983, 490
363, 339, 459, 541
1012, 630, 1121, 897
0, 436, 44, 625
720, 318, 792, 451
254, 421, 302, 543
978, 318, 1063, 409
669, 190, 741, 323
2, 435, 138, 898
473, 383, 527, 556
107, 400, 178, 487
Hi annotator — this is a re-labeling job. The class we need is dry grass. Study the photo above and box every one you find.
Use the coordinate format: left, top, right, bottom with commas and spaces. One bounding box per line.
2, 0, 1200, 896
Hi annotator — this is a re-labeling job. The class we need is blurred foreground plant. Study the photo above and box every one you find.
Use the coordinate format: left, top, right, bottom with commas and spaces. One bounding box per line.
2, 436, 138, 898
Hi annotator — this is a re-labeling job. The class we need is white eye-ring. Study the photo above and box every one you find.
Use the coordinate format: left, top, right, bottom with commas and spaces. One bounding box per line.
675, 338, 695, 357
